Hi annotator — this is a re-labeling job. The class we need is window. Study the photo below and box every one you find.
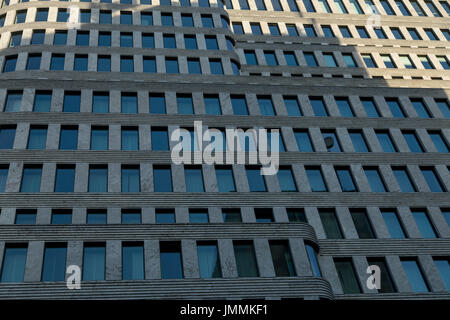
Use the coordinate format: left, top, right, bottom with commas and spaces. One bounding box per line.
322, 25, 334, 37
154, 166, 172, 192
63, 92, 81, 112
399, 55, 415, 69
184, 35, 197, 50
411, 99, 431, 118
20, 165, 42, 192
76, 31, 89, 46
306, 167, 327, 192
320, 209, 343, 239
99, 10, 112, 24
425, 1, 441, 16
42, 244, 67, 282
203, 95, 221, 115
122, 243, 144, 280
143, 57, 156, 73
149, 94, 166, 114
50, 54, 65, 71
216, 167, 236, 192
79, 10, 91, 23
334, 0, 348, 13
185, 167, 204, 192
233, 241, 259, 277
374, 27, 387, 39
160, 242, 183, 279
27, 126, 47, 150
201, 15, 214, 28
231, 96, 248, 115
181, 14, 194, 27
15, 209, 37, 224
323, 53, 337, 67
286, 208, 306, 223
401, 259, 429, 292
91, 92, 109, 113
334, 259, 361, 294
418, 55, 433, 70
187, 58, 201, 74
361, 98, 379, 117
55, 165, 75, 192
403, 131, 424, 152
161, 13, 173, 26
361, 54, 377, 68
322, 131, 341, 152
120, 11, 132, 24
0, 126, 15, 150
350, 209, 375, 239
278, 167, 297, 192
165, 58, 178, 74
122, 166, 140, 192
210, 59, 223, 75
141, 12, 153, 26
390, 27, 404, 40
424, 28, 437, 40
74, 54, 88, 71
54, 31, 67, 45
385, 98, 405, 118
408, 28, 421, 40
349, 130, 369, 152
88, 165, 108, 192
393, 167, 416, 192
284, 52, 298, 67
283, 96, 301, 116
435, 99, 449, 118
268, 24, 280, 36
120, 33, 133, 48
97, 55, 111, 72
35, 8, 48, 21
381, 54, 396, 68
421, 167, 445, 192
257, 96, 275, 116
382, 209, 406, 238
51, 209, 72, 225
411, 209, 437, 238
367, 258, 396, 293
156, 209, 175, 224
303, 0, 316, 12
245, 50, 258, 65
15, 10, 26, 23
0, 245, 27, 283
376, 131, 396, 152
294, 130, 314, 151
339, 26, 352, 38
310, 97, 328, 117
264, 51, 278, 66
59, 126, 78, 150
222, 209, 242, 223
271, 0, 283, 10
364, 167, 386, 192
336, 167, 357, 192
190, 209, 209, 223
83, 244, 106, 280
87, 209, 107, 224
306, 244, 322, 277
342, 54, 357, 68
334, 97, 354, 117
246, 167, 266, 192
121, 94, 137, 114
286, 24, 299, 36
151, 128, 169, 151
255, 208, 273, 222
434, 258, 450, 291
440, 1, 450, 14
197, 242, 221, 278
396, 0, 411, 15
429, 131, 449, 153
122, 209, 141, 224
0, 165, 8, 192
31, 30, 45, 45
3, 55, 17, 72
26, 53, 41, 70
437, 56, 449, 70
98, 32, 111, 47
269, 241, 296, 277
121, 56, 134, 72
122, 127, 139, 150
356, 26, 369, 38
304, 52, 318, 67
177, 95, 194, 115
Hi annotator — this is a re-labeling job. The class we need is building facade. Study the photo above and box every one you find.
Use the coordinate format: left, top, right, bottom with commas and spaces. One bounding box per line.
0, 0, 449, 300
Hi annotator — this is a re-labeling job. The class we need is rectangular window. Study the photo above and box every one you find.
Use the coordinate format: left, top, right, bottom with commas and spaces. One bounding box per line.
27, 126, 47, 150
185, 167, 204, 192
1, 245, 27, 282
42, 244, 67, 282
88, 165, 108, 192
376, 131, 397, 152
15, 209, 37, 225
294, 130, 314, 152
120, 11, 132, 24
231, 95, 248, 115
3, 55, 17, 72
334, 259, 361, 294
287, 208, 307, 223
122, 209, 141, 224
120, 56, 134, 72
31, 30, 45, 45
187, 58, 201, 74
304, 52, 318, 67
122, 243, 144, 280
26, 53, 41, 70
323, 131, 341, 152
0, 165, 8, 192
278, 167, 297, 192
350, 209, 375, 239
35, 8, 48, 21
428, 131, 449, 153
392, 167, 416, 192
399, 55, 414, 69
401, 259, 429, 292
269, 241, 296, 277
151, 127, 169, 151
335, 97, 354, 117
55, 165, 75, 192
63, 92, 81, 113
421, 167, 445, 192
121, 93, 137, 114
258, 96, 275, 116
141, 12, 153, 26
59, 126, 78, 150
97, 55, 111, 72
122, 165, 140, 192
156, 209, 175, 224
367, 258, 396, 293
411, 209, 437, 238
283, 96, 302, 116
246, 167, 266, 192
364, 167, 386, 192
322, 25, 334, 37
165, 57, 178, 74
149, 94, 166, 114
99, 10, 112, 24
233, 241, 259, 277
310, 97, 328, 117
154, 166, 172, 192
361, 97, 380, 118
245, 50, 258, 65
74, 54, 88, 71
434, 99, 449, 118
319, 208, 343, 239
33, 91, 52, 112
222, 209, 242, 223
403, 131, 424, 153
356, 26, 369, 38
382, 209, 406, 238
10, 32, 22, 47
76, 31, 89, 46
386, 98, 405, 118
83, 244, 106, 280
336, 166, 357, 192
189, 209, 209, 223
204, 95, 221, 115
197, 242, 221, 278
349, 130, 369, 152
210, 59, 223, 75
121, 127, 139, 150
255, 208, 273, 222
87, 209, 107, 224
54, 30, 67, 45
361, 54, 377, 68
160, 242, 183, 279
434, 258, 450, 291
181, 14, 194, 27
4, 91, 22, 112
98, 32, 111, 47
143, 56, 156, 73
177, 94, 194, 114
51, 209, 72, 225
216, 166, 236, 192
411, 99, 431, 118
20, 165, 42, 192
120, 33, 133, 48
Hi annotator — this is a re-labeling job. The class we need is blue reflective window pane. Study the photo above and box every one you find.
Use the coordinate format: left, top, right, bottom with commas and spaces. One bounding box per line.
349, 132, 369, 152
160, 244, 183, 279
88, 168, 108, 192
365, 169, 386, 192
59, 128, 78, 150
152, 129, 169, 150
198, 244, 222, 278
87, 212, 107, 224
0, 167, 8, 192
231, 97, 248, 115
122, 168, 140, 192
306, 245, 322, 277
83, 246, 105, 280
393, 169, 415, 192
1, 247, 27, 282
429, 133, 449, 153
434, 259, 450, 291
154, 168, 172, 192
121, 95, 137, 114
55, 167, 75, 192
310, 98, 328, 116
336, 98, 354, 117
247, 168, 266, 192
403, 133, 423, 152
382, 211, 405, 238
185, 168, 204, 192
177, 96, 194, 114
149, 95, 166, 114
402, 260, 429, 292
377, 132, 396, 152
306, 169, 327, 192
278, 168, 297, 191
216, 168, 236, 192
20, 168, 42, 192
295, 131, 313, 151
28, 128, 47, 149
122, 212, 141, 224
336, 168, 357, 192
34, 93, 51, 112
63, 93, 81, 112
258, 98, 275, 116
121, 129, 139, 150
42, 246, 67, 281
422, 169, 444, 192
122, 245, 144, 280
412, 210, 436, 238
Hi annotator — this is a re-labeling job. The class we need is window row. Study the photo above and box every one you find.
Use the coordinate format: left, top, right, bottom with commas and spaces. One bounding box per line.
2, 53, 240, 75
226, 0, 450, 19
0, 163, 447, 193
1, 0, 225, 8
0, 8, 229, 29
242, 48, 449, 71
7, 29, 235, 51
1, 90, 449, 118
233, 21, 450, 42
